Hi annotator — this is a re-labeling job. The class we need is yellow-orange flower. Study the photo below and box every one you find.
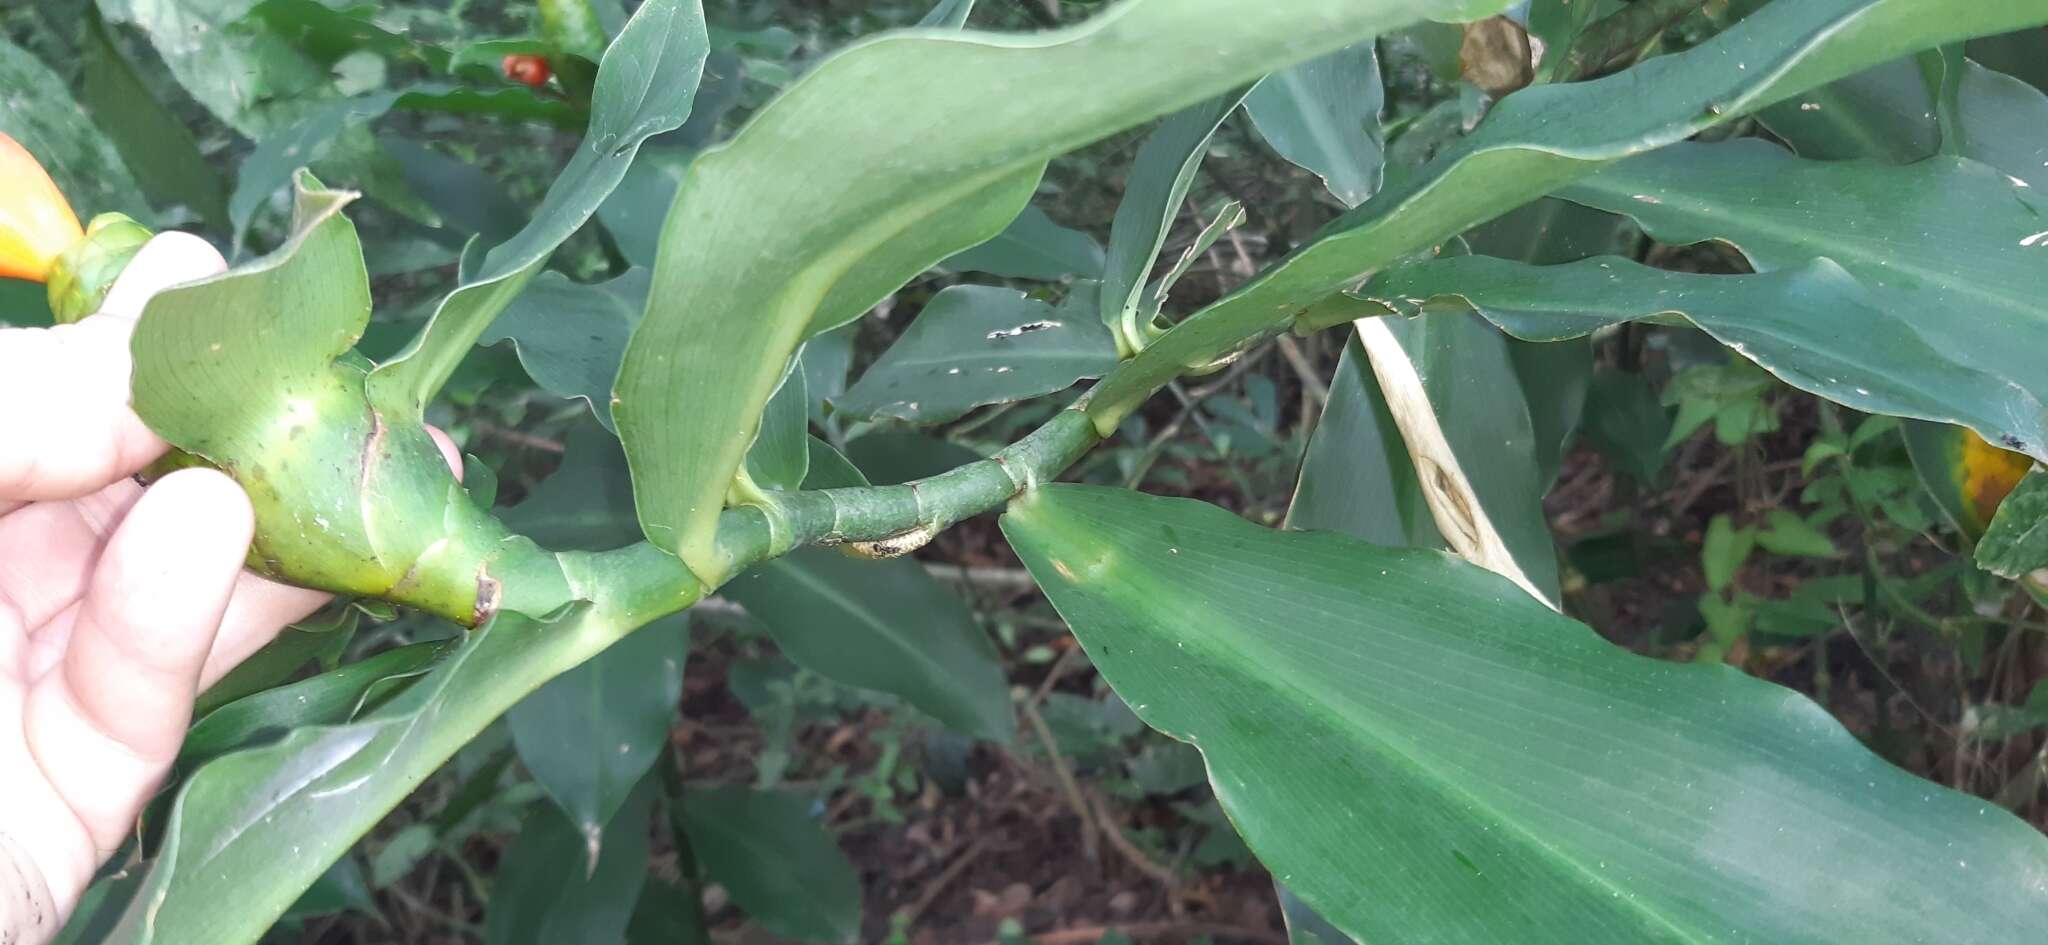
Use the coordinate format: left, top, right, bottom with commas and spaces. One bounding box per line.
0, 133, 84, 283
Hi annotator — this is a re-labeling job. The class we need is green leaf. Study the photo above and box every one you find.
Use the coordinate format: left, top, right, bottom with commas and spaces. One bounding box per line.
98, 0, 331, 136
1756, 509, 1839, 559
80, 12, 226, 224
1089, 0, 2048, 429
833, 285, 1118, 424
722, 548, 1012, 741
1294, 314, 1560, 599
1978, 467, 2048, 579
0, 34, 152, 223
1761, 53, 2048, 190
1245, 40, 1384, 207
502, 419, 644, 550
486, 778, 654, 945
1701, 514, 1755, 592
1287, 337, 1437, 547
842, 430, 985, 486
510, 616, 687, 860
104, 598, 682, 944
1556, 140, 2048, 461
679, 786, 862, 944
597, 147, 693, 267
1000, 484, 2048, 943
625, 877, 709, 945
1358, 253, 2048, 460
1102, 89, 1250, 351
1579, 368, 1670, 485
942, 204, 1107, 281
744, 357, 812, 491
484, 269, 649, 431
613, 0, 1516, 578
180, 641, 449, 768
368, 0, 709, 416
282, 857, 378, 921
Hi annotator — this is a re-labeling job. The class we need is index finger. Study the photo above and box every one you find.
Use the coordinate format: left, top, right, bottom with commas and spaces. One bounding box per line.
0, 233, 225, 502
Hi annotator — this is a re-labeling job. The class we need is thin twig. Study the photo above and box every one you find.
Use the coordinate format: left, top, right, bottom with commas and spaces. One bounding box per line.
1273, 334, 1329, 408
898, 833, 996, 928
1018, 696, 1101, 865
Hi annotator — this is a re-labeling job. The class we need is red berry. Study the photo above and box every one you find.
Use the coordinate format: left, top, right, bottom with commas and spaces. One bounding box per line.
502, 54, 552, 88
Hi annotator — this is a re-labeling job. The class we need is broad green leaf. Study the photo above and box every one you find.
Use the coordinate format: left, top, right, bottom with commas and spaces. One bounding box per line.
804, 435, 869, 490
483, 269, 650, 431
1088, 0, 2048, 429
103, 598, 683, 944
1526, 0, 1622, 83
1001, 484, 2048, 944
625, 877, 709, 945
380, 136, 531, 247
486, 779, 654, 945
1761, 53, 2048, 190
833, 285, 1118, 424
253, 0, 450, 70
744, 357, 811, 491
281, 857, 377, 921
1287, 337, 1438, 547
1245, 40, 1385, 207
1556, 140, 2048, 461
1756, 509, 1839, 559
613, 0, 1517, 578
1295, 314, 1559, 600
801, 325, 857, 427
194, 607, 362, 716
722, 548, 1012, 741
98, 0, 331, 136
1358, 254, 2048, 461
679, 786, 862, 944
0, 34, 152, 223
368, 0, 709, 415
1102, 90, 1250, 352
842, 430, 985, 486
1978, 468, 2048, 580
501, 419, 644, 550
180, 641, 449, 768
1580, 368, 1670, 484
80, 12, 226, 224
510, 616, 687, 859
597, 147, 692, 267
942, 204, 1107, 281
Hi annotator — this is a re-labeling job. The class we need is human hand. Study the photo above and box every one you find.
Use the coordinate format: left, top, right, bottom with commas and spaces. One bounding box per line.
0, 234, 331, 944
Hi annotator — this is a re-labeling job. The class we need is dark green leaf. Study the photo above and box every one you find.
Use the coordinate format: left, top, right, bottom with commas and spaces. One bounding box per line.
486, 779, 654, 945
282, 857, 377, 921
502, 419, 644, 550
597, 148, 692, 267
483, 269, 650, 431
723, 548, 1012, 741
1579, 368, 1670, 484
1102, 90, 1249, 350
99, 0, 331, 136
624, 877, 708, 945
510, 616, 688, 857
843, 431, 985, 486
80, 12, 226, 224
1556, 141, 2048, 460
1245, 40, 1384, 207
942, 205, 1106, 281
1001, 484, 2048, 943
181, 641, 448, 767
1360, 253, 2048, 461
0, 34, 152, 223
834, 285, 1118, 424
679, 786, 861, 944
744, 357, 811, 491
1287, 337, 1438, 547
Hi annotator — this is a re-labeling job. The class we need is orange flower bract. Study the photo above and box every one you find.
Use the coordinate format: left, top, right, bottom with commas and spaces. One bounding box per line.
0, 133, 84, 284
